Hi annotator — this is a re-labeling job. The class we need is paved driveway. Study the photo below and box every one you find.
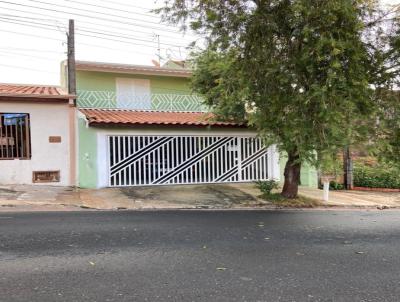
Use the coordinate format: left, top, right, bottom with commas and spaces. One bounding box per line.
1, 210, 400, 301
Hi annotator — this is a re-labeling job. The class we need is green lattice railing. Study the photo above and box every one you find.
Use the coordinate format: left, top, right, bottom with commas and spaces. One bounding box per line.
77, 90, 208, 112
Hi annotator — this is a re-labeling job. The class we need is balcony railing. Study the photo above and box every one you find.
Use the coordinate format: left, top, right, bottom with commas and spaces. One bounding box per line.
77, 90, 208, 112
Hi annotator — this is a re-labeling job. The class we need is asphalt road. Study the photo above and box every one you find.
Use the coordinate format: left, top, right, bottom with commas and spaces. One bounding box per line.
1, 210, 400, 302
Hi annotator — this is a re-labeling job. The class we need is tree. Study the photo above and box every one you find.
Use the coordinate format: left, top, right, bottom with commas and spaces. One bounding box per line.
365, 4, 400, 170
157, 0, 382, 198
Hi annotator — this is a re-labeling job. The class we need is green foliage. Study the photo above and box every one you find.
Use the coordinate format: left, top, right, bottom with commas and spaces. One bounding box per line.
255, 180, 279, 196
159, 0, 377, 157
319, 181, 344, 190
191, 49, 247, 121
373, 91, 400, 169
354, 162, 400, 189
157, 0, 400, 193
330, 181, 345, 190
319, 152, 342, 177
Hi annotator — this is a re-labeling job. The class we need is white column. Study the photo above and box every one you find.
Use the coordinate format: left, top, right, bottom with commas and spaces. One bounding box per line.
323, 181, 330, 202
268, 144, 280, 181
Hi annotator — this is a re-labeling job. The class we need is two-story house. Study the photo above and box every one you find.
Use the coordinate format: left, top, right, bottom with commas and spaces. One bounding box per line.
0, 60, 317, 189
66, 60, 294, 189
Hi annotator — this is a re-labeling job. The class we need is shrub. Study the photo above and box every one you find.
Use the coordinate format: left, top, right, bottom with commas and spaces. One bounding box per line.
255, 180, 279, 195
330, 181, 345, 190
318, 180, 344, 190
353, 162, 400, 189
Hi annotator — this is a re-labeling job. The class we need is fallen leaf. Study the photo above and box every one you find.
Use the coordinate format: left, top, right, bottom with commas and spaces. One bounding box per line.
355, 251, 365, 255
216, 267, 227, 271
89, 261, 95, 265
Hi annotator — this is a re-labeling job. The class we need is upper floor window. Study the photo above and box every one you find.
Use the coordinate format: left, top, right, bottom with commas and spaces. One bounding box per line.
0, 113, 31, 159
116, 78, 151, 109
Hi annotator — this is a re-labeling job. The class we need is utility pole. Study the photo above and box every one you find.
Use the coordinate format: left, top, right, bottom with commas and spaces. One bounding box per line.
67, 19, 76, 95
343, 146, 353, 190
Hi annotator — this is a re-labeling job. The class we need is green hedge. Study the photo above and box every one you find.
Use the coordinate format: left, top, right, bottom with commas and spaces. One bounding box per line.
354, 163, 400, 189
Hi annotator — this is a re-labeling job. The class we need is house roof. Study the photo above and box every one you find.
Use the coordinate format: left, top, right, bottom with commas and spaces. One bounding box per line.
79, 108, 245, 127
0, 83, 74, 100
75, 61, 192, 78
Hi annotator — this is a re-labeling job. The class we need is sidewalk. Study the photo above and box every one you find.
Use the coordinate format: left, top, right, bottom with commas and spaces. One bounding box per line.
1, 184, 399, 211
299, 186, 400, 208
0, 183, 266, 211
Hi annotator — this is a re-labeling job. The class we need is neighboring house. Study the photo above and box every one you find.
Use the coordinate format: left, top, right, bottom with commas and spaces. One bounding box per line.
59, 60, 317, 189
0, 84, 76, 186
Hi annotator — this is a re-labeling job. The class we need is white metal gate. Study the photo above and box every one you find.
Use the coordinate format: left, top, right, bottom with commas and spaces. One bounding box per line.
108, 135, 273, 187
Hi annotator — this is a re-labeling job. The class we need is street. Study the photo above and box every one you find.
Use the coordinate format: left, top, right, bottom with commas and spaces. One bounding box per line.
1, 210, 400, 302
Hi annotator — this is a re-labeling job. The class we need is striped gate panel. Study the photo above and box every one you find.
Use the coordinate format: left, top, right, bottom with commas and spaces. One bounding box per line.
108, 135, 270, 187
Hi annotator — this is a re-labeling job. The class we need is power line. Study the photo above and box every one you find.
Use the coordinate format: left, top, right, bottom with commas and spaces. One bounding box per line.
0, 50, 64, 60
0, 17, 189, 54
94, 0, 159, 12
0, 16, 191, 52
0, 28, 158, 56
28, 0, 168, 27
0, 28, 64, 41
0, 17, 188, 60
0, 10, 196, 42
0, 0, 182, 34
77, 26, 191, 49
76, 31, 176, 50
0, 17, 65, 33
0, 63, 59, 74
0, 29, 173, 58
0, 47, 64, 54
64, 0, 161, 20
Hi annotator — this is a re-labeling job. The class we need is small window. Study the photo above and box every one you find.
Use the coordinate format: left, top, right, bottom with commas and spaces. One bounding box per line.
0, 113, 31, 159
116, 78, 151, 109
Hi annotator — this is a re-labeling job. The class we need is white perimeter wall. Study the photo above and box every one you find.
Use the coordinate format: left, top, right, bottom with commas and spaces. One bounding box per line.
0, 101, 72, 186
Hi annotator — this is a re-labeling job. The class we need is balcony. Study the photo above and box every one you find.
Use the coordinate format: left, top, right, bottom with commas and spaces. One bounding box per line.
77, 90, 208, 112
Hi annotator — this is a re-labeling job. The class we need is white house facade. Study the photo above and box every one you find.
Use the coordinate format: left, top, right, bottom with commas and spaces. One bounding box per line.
0, 84, 76, 186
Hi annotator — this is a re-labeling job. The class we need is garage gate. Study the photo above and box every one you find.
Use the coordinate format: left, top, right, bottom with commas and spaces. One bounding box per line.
108, 135, 274, 187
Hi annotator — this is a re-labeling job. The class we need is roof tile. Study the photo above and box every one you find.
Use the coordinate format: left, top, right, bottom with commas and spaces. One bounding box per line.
0, 83, 71, 98
80, 109, 245, 127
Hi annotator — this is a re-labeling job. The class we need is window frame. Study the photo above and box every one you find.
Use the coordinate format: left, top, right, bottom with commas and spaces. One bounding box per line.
0, 113, 31, 160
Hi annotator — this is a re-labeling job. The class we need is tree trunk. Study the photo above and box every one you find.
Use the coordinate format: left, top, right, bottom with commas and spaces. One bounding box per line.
281, 151, 301, 199
343, 146, 353, 190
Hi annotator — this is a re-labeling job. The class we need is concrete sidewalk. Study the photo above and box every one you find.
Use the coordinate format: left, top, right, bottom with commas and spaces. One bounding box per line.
299, 186, 400, 208
0, 183, 399, 211
0, 183, 266, 211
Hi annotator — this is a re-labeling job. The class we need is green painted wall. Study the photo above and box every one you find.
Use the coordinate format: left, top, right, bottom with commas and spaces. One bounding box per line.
76, 71, 191, 93
78, 117, 98, 188
76, 70, 193, 109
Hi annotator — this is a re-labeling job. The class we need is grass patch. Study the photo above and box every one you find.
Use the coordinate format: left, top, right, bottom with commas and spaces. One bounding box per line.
259, 193, 322, 208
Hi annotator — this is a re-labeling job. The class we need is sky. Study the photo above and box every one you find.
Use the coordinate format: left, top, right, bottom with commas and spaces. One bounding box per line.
0, 0, 399, 86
